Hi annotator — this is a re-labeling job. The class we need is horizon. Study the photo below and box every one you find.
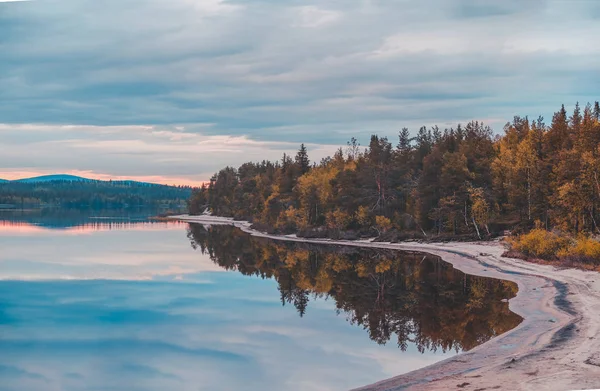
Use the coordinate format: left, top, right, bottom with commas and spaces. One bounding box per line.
1, 0, 599, 184
0, 171, 204, 187
0, 172, 204, 187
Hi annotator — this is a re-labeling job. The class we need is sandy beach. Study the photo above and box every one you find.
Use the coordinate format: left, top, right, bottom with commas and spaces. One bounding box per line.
171, 215, 600, 391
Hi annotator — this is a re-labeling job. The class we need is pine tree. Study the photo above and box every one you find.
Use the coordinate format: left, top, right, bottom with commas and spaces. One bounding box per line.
414, 126, 432, 171
295, 144, 310, 175
546, 104, 570, 152
398, 127, 411, 152
570, 102, 582, 140
281, 153, 291, 170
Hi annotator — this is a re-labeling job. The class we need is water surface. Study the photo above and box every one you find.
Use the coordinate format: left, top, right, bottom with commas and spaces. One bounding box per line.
0, 214, 521, 391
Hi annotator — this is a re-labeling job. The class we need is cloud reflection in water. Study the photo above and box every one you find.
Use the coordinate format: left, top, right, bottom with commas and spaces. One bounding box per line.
0, 220, 453, 391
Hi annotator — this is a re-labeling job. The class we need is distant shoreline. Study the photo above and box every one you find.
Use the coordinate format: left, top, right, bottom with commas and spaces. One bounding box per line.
171, 214, 600, 391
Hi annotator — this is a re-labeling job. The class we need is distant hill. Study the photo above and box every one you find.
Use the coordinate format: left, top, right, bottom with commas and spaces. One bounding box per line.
7, 174, 165, 187
0, 175, 193, 209
14, 174, 94, 183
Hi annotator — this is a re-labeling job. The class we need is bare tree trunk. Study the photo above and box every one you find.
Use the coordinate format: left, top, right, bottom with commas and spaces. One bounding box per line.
376, 172, 384, 215
527, 168, 532, 221
590, 209, 600, 234
472, 216, 482, 240
406, 213, 427, 236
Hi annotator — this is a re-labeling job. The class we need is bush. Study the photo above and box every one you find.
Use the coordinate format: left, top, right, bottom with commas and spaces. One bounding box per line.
558, 235, 600, 263
509, 228, 572, 260
509, 229, 600, 264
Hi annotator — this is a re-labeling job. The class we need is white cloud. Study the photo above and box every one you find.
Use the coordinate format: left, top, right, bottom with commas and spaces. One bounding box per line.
180, 0, 241, 14
373, 32, 474, 56
503, 30, 600, 55
294, 6, 341, 28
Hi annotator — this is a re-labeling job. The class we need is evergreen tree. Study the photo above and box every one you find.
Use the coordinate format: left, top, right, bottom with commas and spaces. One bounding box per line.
295, 144, 310, 175
398, 127, 411, 152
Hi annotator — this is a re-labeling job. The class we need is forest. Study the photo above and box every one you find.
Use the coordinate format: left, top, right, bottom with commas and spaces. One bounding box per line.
187, 224, 521, 352
0, 180, 192, 209
188, 102, 600, 263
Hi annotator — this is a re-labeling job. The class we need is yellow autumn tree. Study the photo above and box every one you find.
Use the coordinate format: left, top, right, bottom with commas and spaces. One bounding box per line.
375, 215, 393, 236
469, 186, 491, 237
325, 208, 351, 232
515, 130, 539, 221
355, 205, 372, 228
296, 165, 338, 225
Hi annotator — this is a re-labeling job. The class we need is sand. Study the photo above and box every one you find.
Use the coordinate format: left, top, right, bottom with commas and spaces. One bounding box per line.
171, 215, 600, 391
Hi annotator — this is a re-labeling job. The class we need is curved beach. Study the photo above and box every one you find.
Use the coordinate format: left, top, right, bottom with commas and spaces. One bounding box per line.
172, 215, 600, 391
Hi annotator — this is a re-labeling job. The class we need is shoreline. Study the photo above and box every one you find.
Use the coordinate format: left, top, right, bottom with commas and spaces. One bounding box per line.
171, 214, 600, 391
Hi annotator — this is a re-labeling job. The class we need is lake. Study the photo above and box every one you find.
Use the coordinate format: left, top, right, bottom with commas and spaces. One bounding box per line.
0, 211, 521, 391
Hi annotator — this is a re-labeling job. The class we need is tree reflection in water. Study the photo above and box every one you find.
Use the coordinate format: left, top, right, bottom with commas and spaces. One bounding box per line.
187, 224, 522, 354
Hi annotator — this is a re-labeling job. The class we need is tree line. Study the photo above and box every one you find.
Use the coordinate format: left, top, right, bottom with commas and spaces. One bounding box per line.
189, 101, 600, 242
0, 180, 192, 209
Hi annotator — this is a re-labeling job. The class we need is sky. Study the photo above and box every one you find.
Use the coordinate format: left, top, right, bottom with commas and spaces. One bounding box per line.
1, 0, 599, 185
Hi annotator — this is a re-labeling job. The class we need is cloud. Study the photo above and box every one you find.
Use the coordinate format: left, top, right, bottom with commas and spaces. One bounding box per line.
372, 32, 475, 56
293, 6, 341, 28
0, 0, 599, 181
452, 0, 545, 19
0, 123, 339, 184
0, 223, 228, 280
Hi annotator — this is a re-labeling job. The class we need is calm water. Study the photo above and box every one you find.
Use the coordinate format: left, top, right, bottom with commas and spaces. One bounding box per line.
0, 211, 521, 391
